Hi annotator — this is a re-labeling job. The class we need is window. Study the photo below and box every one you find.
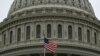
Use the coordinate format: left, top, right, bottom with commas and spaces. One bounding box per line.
36, 25, 41, 38
47, 24, 51, 38
68, 25, 72, 39
78, 27, 82, 41
10, 31, 13, 43
87, 30, 90, 43
26, 26, 31, 40
94, 32, 97, 44
58, 24, 62, 38
17, 28, 21, 42
4, 34, 6, 45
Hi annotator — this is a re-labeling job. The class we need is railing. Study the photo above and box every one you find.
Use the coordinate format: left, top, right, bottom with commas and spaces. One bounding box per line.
0, 39, 100, 53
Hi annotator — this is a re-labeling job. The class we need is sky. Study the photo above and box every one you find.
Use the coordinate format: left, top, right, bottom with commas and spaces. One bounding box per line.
0, 0, 100, 22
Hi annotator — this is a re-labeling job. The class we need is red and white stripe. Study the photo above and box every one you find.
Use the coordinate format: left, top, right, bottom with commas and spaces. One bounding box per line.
44, 40, 57, 53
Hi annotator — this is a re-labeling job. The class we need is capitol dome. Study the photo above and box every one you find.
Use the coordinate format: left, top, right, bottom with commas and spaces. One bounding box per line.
8, 0, 94, 14
0, 0, 100, 56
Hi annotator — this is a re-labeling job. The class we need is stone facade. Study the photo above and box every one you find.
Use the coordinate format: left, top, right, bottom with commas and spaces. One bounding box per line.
0, 0, 100, 56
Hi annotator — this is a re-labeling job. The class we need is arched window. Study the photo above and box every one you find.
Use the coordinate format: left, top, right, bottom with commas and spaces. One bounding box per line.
58, 24, 62, 38
87, 30, 90, 43
94, 32, 97, 44
47, 24, 51, 38
78, 27, 82, 41
10, 31, 13, 43
36, 25, 41, 38
68, 25, 72, 39
26, 26, 31, 40
17, 28, 21, 42
4, 34, 6, 45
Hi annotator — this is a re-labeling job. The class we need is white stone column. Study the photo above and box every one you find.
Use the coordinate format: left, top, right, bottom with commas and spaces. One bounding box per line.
62, 23, 64, 39
90, 28, 92, 44
6, 30, 9, 45
63, 22, 67, 39
41, 22, 45, 38
97, 31, 100, 46
83, 26, 87, 43
52, 21, 57, 38
73, 24, 78, 41
31, 22, 35, 40
0, 33, 2, 46
82, 25, 84, 43
66, 23, 68, 39
91, 29, 94, 44
21, 24, 25, 41
45, 22, 50, 38
2, 33, 4, 46
13, 27, 17, 43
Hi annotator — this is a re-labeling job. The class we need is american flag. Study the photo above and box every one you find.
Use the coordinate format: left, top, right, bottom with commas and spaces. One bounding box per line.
44, 38, 57, 53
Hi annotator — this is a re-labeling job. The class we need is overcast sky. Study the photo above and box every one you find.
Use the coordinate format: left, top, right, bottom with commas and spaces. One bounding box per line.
0, 0, 100, 22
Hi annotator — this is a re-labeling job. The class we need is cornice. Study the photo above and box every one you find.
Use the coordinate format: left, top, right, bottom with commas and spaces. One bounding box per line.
0, 39, 100, 55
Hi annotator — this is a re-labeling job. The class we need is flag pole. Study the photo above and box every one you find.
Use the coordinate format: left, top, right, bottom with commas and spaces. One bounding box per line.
44, 47, 46, 56
43, 32, 46, 56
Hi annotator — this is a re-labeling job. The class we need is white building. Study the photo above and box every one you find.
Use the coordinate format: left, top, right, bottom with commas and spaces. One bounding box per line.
0, 0, 100, 56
